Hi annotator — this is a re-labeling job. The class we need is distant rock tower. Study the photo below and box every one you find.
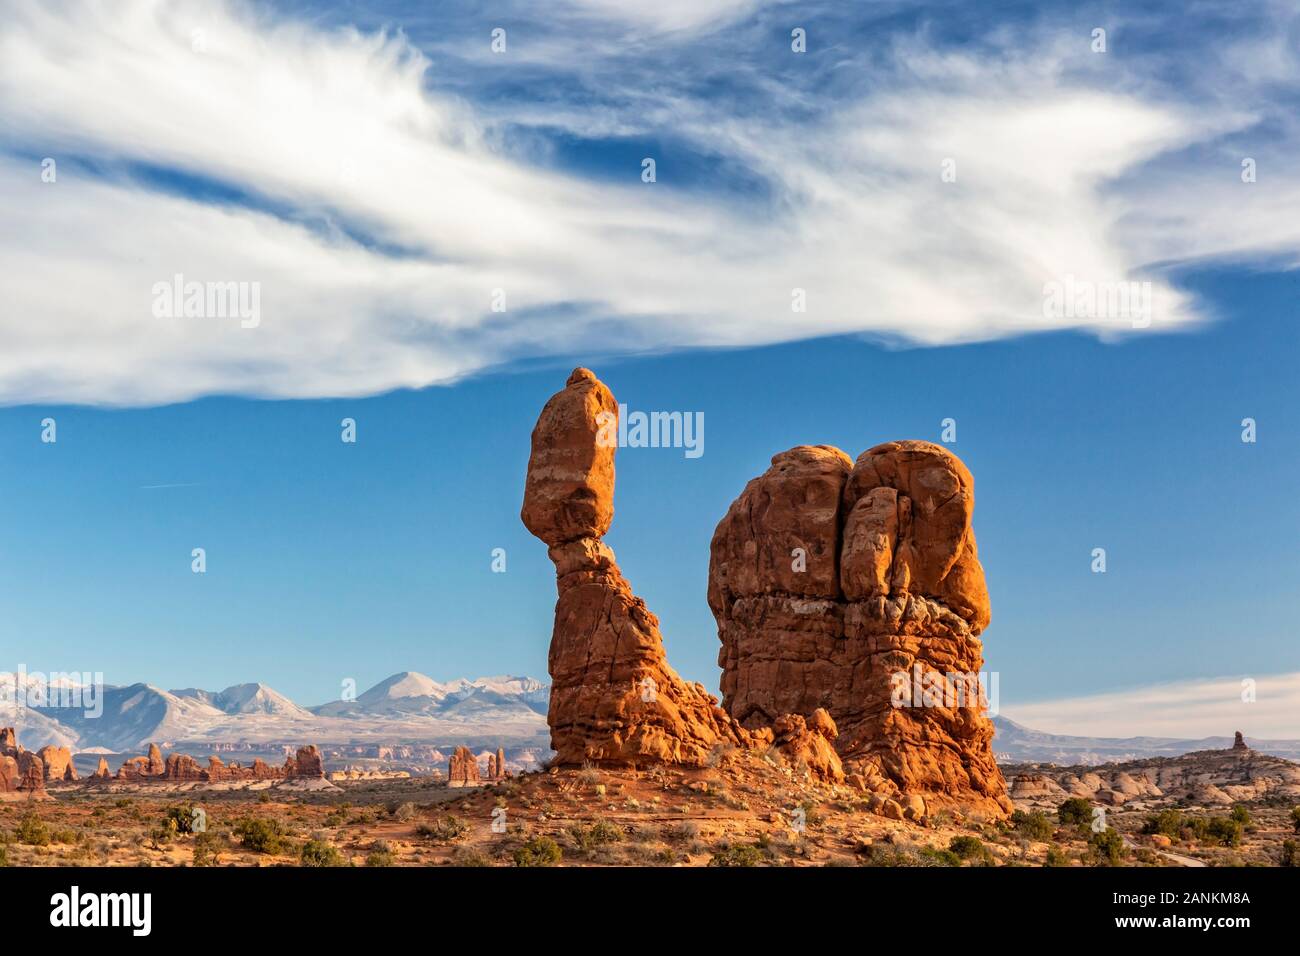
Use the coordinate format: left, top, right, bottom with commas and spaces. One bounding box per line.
448, 746, 480, 787
1232, 731, 1249, 751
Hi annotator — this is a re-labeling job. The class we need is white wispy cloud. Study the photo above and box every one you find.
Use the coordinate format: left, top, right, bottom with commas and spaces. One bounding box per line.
1004, 672, 1300, 740
1, 0, 1298, 406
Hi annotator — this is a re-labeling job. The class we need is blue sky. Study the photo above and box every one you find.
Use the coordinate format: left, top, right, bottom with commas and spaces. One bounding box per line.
1, 1, 1298, 735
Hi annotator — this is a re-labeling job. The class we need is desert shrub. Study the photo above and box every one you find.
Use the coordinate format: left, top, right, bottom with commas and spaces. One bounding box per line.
568, 820, 624, 851
17, 812, 50, 847
1281, 839, 1300, 867
1291, 807, 1300, 834
192, 831, 224, 867
390, 802, 417, 822
452, 847, 495, 867
1087, 827, 1125, 866
163, 803, 199, 835
708, 843, 765, 867
365, 849, 395, 867
948, 835, 985, 860
667, 820, 700, 843
234, 817, 289, 854
51, 828, 79, 845
513, 836, 562, 867
300, 839, 346, 867
1010, 810, 1053, 841
914, 846, 960, 866
0, 844, 6, 867
1058, 798, 1093, 827
1044, 846, 1069, 867
416, 815, 468, 842
860, 845, 957, 867
1204, 816, 1243, 847
1230, 805, 1252, 826
1142, 809, 1184, 839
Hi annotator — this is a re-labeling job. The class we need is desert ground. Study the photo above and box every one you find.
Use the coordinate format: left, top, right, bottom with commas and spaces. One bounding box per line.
4, 749, 1297, 867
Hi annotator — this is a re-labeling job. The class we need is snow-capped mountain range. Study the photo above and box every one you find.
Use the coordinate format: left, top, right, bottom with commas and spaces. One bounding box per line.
3, 670, 1295, 764
1, 672, 550, 752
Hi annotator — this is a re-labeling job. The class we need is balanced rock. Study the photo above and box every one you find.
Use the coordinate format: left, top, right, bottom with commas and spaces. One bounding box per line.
709, 440, 1009, 816
522, 369, 756, 769
1232, 731, 1248, 751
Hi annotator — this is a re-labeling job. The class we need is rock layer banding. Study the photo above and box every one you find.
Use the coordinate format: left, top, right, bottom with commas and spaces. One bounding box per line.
709, 441, 1011, 816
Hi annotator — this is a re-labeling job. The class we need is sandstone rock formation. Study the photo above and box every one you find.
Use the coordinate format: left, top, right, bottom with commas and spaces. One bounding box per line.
287, 745, 325, 778
768, 708, 844, 784
449, 745, 480, 787
1233, 731, 1248, 751
522, 368, 762, 770
37, 745, 77, 782
0, 728, 47, 794
146, 743, 166, 776
164, 753, 206, 781
91, 757, 112, 780
495, 747, 507, 780
105, 742, 324, 785
1007, 748, 1300, 809
709, 440, 1010, 816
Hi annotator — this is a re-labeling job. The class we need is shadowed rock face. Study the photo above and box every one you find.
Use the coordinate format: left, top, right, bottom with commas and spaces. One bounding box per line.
522, 369, 760, 769
709, 441, 1009, 816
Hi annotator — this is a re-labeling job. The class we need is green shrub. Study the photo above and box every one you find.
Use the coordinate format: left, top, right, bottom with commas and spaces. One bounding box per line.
1291, 807, 1300, 834
234, 817, 289, 854
708, 843, 765, 867
1281, 839, 1299, 867
1044, 846, 1069, 867
17, 812, 50, 847
513, 836, 562, 867
1204, 816, 1242, 847
1087, 827, 1125, 866
365, 849, 395, 867
569, 820, 624, 851
1142, 809, 1184, 839
300, 839, 346, 867
917, 846, 961, 866
948, 835, 985, 860
1058, 798, 1093, 827
192, 831, 224, 867
1230, 805, 1252, 826
1011, 810, 1053, 841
